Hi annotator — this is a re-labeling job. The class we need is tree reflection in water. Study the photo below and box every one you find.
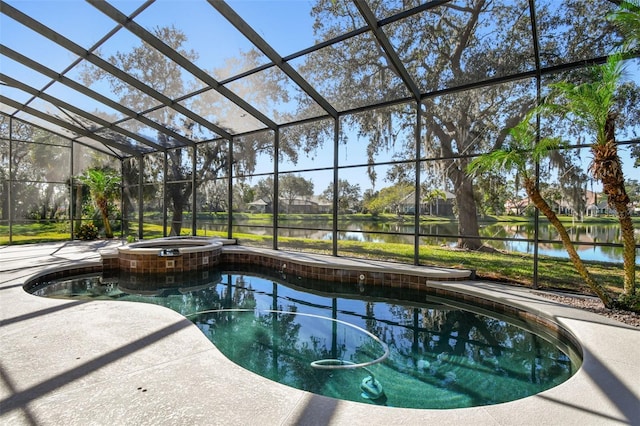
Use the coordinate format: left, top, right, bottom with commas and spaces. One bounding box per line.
188, 273, 577, 409
34, 271, 578, 409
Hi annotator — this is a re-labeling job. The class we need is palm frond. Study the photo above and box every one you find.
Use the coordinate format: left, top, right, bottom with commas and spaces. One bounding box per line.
532, 137, 565, 163
468, 149, 524, 176
545, 54, 623, 144
469, 122, 532, 179
608, 0, 640, 53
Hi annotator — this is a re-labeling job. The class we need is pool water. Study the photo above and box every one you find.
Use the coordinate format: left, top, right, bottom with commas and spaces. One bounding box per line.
31, 270, 580, 409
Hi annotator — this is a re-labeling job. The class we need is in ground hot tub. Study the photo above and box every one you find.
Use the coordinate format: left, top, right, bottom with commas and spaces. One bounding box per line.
101, 237, 227, 275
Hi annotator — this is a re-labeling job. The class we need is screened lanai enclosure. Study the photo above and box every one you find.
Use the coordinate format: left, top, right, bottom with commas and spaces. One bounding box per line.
1, 0, 638, 288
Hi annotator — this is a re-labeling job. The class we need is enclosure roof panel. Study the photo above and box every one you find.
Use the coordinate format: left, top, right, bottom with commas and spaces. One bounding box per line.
0, 0, 625, 158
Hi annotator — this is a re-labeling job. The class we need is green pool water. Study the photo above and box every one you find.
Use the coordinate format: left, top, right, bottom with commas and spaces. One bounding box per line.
31, 270, 581, 409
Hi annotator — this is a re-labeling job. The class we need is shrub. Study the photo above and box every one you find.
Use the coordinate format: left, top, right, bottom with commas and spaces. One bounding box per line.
76, 223, 99, 240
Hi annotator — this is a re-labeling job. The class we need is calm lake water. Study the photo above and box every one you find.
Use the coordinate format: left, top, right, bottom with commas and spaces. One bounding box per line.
206, 220, 639, 264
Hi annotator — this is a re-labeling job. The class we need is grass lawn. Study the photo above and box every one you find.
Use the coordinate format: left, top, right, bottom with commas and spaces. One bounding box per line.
227, 232, 635, 298
2, 217, 637, 299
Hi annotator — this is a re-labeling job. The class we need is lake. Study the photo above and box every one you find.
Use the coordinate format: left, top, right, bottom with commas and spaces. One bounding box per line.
202, 219, 639, 264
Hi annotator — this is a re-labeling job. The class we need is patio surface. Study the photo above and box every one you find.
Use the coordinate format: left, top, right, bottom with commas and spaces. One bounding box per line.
1, 240, 638, 425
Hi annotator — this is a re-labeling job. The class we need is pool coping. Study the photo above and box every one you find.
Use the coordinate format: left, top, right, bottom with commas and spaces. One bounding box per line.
1, 240, 638, 425
24, 244, 580, 363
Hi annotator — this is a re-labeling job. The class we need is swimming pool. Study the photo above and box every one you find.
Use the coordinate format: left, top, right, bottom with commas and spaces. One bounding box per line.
29, 267, 580, 409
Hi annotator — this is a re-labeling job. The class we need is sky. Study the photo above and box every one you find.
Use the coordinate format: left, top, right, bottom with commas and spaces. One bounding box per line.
1, 0, 638, 196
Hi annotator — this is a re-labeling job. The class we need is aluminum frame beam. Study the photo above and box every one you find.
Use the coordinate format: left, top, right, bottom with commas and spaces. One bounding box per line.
87, 0, 278, 131
353, 0, 422, 101
0, 95, 138, 156
0, 45, 196, 150
209, 0, 339, 120
0, 72, 166, 152
0, 1, 232, 140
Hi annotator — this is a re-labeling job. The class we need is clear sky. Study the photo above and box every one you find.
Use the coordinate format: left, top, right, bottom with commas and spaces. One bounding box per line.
1, 0, 638, 196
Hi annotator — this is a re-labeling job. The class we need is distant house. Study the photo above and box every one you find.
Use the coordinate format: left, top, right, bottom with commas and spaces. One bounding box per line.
399, 190, 455, 216
311, 196, 332, 214
584, 190, 614, 217
283, 196, 332, 214
504, 189, 621, 217
248, 198, 272, 213
552, 199, 578, 216
250, 196, 331, 214
504, 199, 529, 215
585, 201, 612, 217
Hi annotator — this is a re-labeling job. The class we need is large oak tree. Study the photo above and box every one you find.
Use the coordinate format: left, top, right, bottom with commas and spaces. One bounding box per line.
295, 0, 620, 249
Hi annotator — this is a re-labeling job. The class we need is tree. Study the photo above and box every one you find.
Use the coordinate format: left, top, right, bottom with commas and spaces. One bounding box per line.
609, 0, 640, 184
421, 188, 448, 216
544, 54, 637, 300
297, 0, 619, 250
232, 181, 255, 212
608, 0, 640, 54
365, 183, 413, 216
200, 179, 228, 213
253, 176, 275, 206
279, 175, 314, 213
29, 136, 67, 221
625, 178, 640, 205
82, 27, 288, 236
77, 167, 121, 239
361, 188, 378, 214
0, 120, 73, 223
468, 114, 614, 307
469, 171, 509, 216
321, 179, 361, 213
0, 117, 8, 221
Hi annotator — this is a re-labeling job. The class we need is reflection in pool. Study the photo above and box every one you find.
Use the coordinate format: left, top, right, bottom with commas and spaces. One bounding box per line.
31, 270, 580, 409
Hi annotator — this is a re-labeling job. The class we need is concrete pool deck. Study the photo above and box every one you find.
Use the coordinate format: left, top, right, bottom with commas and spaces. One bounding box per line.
1, 240, 638, 425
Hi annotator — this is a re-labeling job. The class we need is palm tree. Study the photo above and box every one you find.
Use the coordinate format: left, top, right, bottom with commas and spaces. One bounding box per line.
544, 54, 636, 300
468, 115, 614, 307
77, 168, 121, 239
608, 0, 640, 54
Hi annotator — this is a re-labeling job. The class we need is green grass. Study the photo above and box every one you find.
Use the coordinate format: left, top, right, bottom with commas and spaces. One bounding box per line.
230, 233, 634, 297
2, 219, 636, 299
0, 223, 72, 244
